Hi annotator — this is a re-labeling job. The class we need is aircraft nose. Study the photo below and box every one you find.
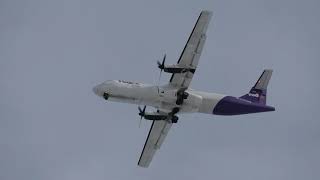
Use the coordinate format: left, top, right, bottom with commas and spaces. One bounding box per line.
93, 85, 102, 97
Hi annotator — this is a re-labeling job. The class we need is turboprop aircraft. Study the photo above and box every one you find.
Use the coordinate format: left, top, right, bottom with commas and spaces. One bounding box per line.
93, 10, 275, 168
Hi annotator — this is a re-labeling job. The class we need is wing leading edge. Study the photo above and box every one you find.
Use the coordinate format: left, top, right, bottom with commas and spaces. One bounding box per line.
170, 10, 213, 88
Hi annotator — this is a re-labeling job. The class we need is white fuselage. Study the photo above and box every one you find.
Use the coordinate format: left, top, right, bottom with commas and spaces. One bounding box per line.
93, 80, 226, 114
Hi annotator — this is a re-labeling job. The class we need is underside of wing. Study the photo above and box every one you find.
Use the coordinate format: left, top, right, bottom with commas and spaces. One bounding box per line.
138, 120, 172, 168
138, 10, 213, 168
170, 10, 213, 88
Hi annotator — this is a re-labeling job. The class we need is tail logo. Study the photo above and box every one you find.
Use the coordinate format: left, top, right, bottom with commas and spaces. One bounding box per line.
248, 93, 260, 98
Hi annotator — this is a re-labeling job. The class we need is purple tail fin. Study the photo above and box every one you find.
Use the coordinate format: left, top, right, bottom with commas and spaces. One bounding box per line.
240, 69, 273, 105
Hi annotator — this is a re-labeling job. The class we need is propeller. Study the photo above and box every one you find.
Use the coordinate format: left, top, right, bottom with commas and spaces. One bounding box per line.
157, 54, 166, 70
156, 54, 166, 93
138, 105, 146, 127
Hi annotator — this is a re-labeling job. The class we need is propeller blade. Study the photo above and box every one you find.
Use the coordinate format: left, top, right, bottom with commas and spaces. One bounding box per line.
157, 69, 163, 94
157, 54, 166, 69
138, 107, 143, 119
157, 54, 166, 93
138, 106, 146, 116
138, 106, 146, 127
162, 54, 166, 67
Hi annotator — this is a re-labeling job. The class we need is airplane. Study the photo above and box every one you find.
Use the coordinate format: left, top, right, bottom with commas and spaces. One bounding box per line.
93, 10, 275, 168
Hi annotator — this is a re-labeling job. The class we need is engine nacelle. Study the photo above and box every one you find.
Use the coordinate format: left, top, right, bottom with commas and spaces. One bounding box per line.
143, 113, 168, 120
162, 64, 195, 74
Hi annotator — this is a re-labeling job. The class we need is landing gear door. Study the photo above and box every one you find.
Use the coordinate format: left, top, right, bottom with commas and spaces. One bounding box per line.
181, 92, 203, 113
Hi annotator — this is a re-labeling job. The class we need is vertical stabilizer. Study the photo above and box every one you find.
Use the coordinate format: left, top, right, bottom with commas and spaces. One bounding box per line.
240, 69, 273, 105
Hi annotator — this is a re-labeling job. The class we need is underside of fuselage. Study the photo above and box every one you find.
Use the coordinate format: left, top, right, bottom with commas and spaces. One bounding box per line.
92, 80, 275, 118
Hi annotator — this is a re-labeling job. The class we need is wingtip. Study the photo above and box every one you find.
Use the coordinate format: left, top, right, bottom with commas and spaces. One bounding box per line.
137, 163, 149, 168
263, 69, 274, 75
201, 10, 213, 15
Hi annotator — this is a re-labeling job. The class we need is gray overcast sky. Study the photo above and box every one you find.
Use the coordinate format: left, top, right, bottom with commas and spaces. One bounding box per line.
1, 0, 319, 179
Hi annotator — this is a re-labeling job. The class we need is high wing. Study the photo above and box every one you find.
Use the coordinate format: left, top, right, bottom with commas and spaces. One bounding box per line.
170, 10, 213, 88
138, 120, 172, 167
